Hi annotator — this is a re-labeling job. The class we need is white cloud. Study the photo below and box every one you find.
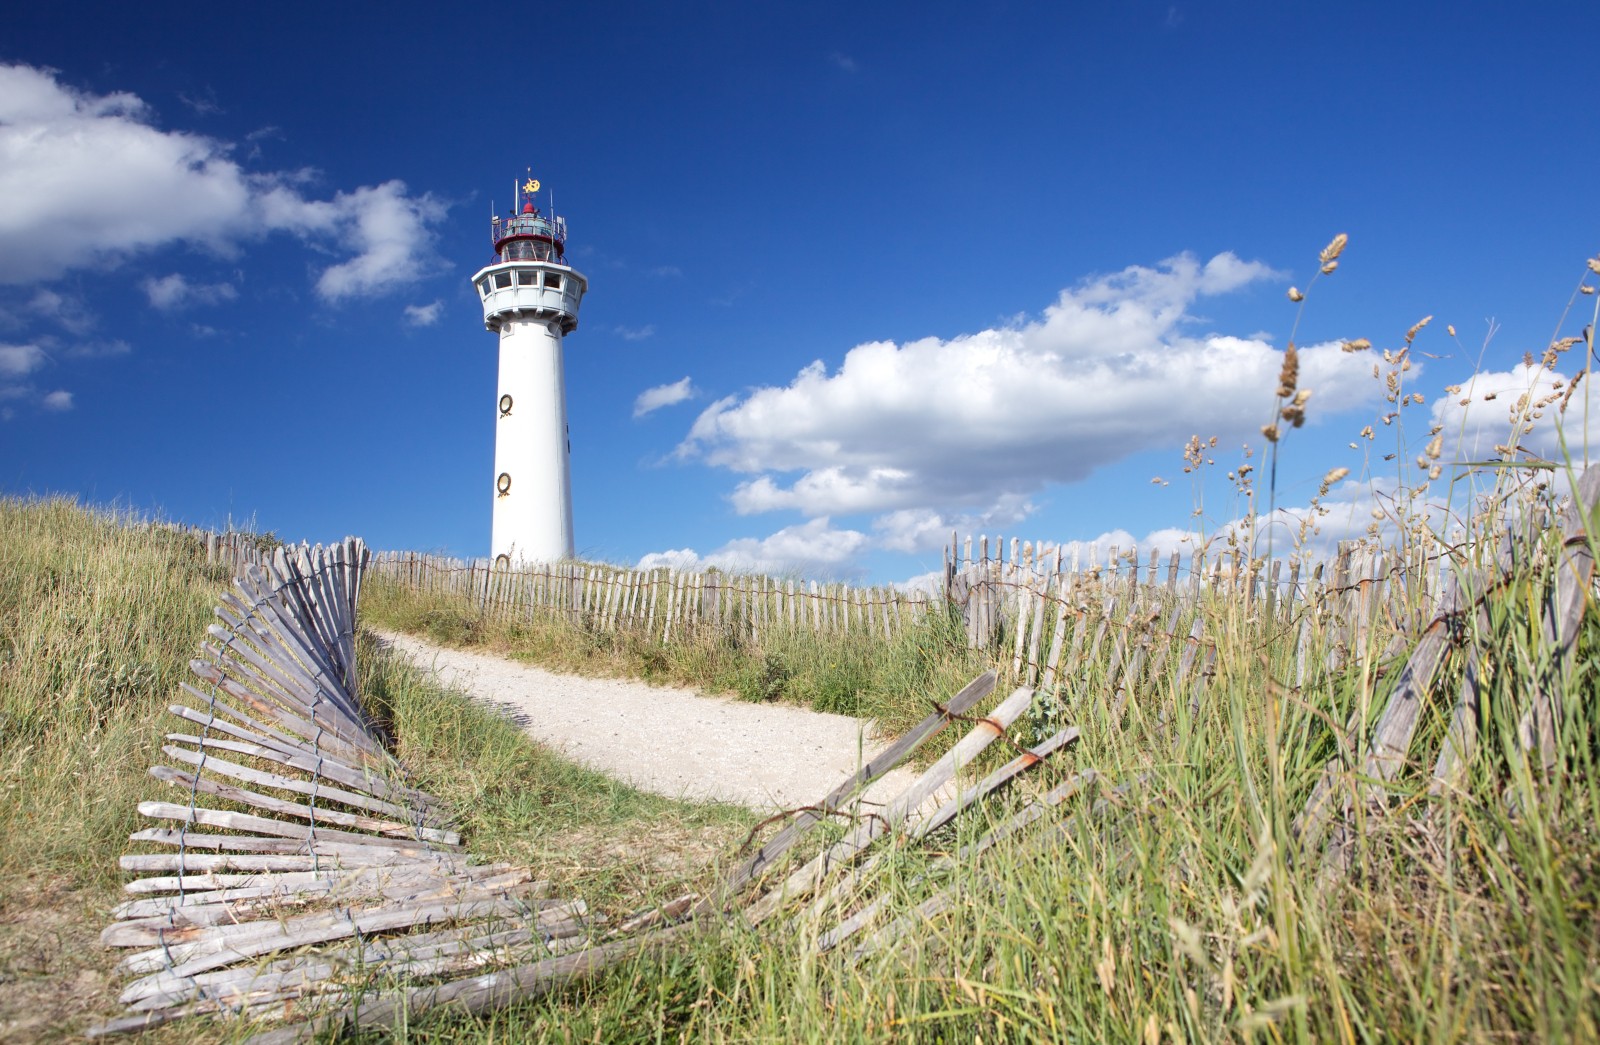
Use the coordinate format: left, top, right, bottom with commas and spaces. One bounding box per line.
615, 324, 656, 341
25, 288, 95, 334
62, 339, 131, 359
403, 300, 444, 326
313, 182, 447, 301
142, 273, 238, 310
41, 389, 71, 411
638, 518, 869, 579
0, 64, 447, 298
1430, 363, 1600, 465
678, 253, 1379, 530
633, 377, 696, 418
0, 343, 46, 376
177, 90, 223, 117
871, 495, 1037, 554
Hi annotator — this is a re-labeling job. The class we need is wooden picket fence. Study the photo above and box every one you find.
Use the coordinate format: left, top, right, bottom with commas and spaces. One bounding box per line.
198, 525, 1461, 709
362, 551, 939, 644
944, 531, 1451, 696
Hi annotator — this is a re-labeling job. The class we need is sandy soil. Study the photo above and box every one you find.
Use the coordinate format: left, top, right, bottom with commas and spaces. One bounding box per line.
376, 631, 920, 813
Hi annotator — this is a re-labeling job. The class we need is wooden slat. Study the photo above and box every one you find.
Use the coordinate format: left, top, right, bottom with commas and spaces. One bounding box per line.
706, 669, 997, 905
745, 685, 1038, 925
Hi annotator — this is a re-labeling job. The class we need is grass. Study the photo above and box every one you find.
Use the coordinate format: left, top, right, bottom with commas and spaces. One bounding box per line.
361, 574, 988, 741
7, 491, 1599, 1043
345, 491, 1600, 1042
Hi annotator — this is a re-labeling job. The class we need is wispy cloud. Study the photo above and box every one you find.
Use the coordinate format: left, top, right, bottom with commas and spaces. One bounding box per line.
40, 389, 71, 411
650, 265, 683, 278
633, 376, 696, 418
142, 273, 238, 310
62, 339, 131, 359
404, 300, 444, 326
26, 288, 96, 334
615, 324, 656, 342
829, 51, 859, 73
177, 89, 224, 116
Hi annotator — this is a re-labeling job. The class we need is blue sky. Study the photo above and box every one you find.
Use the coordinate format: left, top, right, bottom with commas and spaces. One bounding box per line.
4, 3, 1597, 583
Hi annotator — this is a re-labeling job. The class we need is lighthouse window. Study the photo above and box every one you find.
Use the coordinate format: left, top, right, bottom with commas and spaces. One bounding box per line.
477, 278, 490, 297
493, 272, 513, 289
517, 270, 541, 286
544, 273, 563, 290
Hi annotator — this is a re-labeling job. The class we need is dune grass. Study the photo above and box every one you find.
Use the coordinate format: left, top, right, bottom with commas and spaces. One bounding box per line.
360, 574, 987, 740
348, 487, 1600, 1043
4, 467, 1599, 1041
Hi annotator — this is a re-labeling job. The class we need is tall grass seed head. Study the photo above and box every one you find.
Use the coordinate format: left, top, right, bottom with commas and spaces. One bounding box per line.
1319, 232, 1349, 265
1276, 343, 1299, 398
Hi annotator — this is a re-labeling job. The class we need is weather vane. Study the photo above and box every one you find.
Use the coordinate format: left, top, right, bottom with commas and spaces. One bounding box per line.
524, 178, 539, 194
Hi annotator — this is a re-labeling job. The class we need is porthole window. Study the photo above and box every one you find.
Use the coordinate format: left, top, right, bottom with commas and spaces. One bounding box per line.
498, 394, 513, 417
496, 472, 511, 496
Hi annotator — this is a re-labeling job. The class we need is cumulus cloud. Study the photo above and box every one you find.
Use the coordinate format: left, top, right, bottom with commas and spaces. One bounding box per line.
403, 300, 444, 326
871, 495, 1036, 553
142, 273, 238, 310
0, 64, 446, 297
0, 342, 46, 376
638, 517, 869, 579
678, 253, 1380, 537
633, 377, 696, 418
1430, 363, 1600, 465
41, 389, 72, 411
313, 183, 447, 301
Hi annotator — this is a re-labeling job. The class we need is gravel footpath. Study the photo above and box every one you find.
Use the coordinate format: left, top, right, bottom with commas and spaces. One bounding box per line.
376, 630, 920, 813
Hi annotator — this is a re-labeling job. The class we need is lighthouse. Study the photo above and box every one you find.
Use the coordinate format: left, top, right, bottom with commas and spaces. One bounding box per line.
473, 177, 588, 565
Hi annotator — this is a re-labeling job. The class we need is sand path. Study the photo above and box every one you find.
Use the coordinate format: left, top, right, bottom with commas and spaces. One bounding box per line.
375, 630, 919, 813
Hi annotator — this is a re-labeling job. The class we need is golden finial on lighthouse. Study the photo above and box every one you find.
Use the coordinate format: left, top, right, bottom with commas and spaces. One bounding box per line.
524, 178, 540, 194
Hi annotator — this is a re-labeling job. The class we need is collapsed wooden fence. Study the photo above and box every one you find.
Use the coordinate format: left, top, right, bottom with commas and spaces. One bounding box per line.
90, 539, 587, 1037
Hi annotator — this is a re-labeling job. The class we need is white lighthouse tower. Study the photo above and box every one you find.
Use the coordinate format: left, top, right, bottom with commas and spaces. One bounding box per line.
472, 176, 588, 565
